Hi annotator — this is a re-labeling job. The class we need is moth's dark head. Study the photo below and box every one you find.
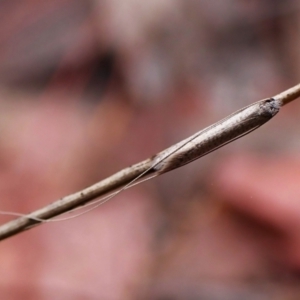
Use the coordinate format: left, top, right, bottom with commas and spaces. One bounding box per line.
260, 97, 281, 117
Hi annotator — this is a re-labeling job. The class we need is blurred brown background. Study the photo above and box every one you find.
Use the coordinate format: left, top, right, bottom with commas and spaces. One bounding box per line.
0, 0, 300, 299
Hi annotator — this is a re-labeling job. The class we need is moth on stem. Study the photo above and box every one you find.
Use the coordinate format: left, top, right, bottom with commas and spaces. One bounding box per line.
0, 84, 299, 241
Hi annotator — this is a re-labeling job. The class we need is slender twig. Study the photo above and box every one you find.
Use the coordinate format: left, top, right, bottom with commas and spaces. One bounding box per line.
273, 83, 300, 105
0, 84, 299, 241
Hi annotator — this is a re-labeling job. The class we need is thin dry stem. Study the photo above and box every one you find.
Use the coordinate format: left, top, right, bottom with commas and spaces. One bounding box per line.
0, 84, 299, 241
273, 83, 300, 105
